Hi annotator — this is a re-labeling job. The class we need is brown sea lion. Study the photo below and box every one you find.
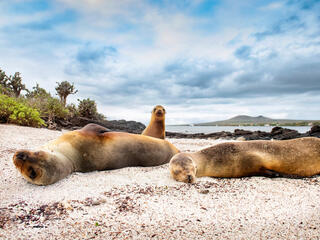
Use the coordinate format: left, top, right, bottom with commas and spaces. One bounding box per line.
13, 123, 179, 185
142, 105, 166, 139
169, 137, 320, 183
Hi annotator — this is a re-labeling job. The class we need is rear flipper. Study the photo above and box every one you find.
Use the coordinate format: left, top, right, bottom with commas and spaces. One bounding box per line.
260, 168, 306, 179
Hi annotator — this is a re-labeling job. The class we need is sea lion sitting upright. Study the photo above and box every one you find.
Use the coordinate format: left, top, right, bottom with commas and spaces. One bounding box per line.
169, 137, 320, 183
142, 105, 166, 139
13, 123, 180, 185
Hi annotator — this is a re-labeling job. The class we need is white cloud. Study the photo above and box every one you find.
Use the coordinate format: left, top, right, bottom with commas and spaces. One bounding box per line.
1, 0, 320, 124
260, 2, 284, 11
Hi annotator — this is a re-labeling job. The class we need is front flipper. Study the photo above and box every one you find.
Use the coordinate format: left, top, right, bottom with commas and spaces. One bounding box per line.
260, 168, 305, 179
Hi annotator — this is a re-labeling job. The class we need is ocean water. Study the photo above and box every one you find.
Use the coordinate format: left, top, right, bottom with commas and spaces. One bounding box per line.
166, 125, 311, 134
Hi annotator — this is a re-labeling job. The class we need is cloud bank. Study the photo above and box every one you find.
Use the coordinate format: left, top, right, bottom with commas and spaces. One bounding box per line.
0, 0, 320, 124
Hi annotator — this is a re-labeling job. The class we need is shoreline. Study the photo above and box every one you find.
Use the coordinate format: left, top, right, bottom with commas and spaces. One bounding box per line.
166, 125, 320, 140
166, 125, 312, 134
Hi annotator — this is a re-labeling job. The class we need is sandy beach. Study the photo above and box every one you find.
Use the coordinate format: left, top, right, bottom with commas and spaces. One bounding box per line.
1, 124, 320, 239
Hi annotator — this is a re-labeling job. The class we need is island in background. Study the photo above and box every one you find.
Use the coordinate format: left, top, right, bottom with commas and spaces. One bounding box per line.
193, 115, 320, 127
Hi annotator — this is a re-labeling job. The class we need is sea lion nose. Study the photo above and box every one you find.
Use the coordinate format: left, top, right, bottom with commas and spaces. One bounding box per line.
16, 152, 27, 161
187, 175, 193, 183
29, 167, 37, 179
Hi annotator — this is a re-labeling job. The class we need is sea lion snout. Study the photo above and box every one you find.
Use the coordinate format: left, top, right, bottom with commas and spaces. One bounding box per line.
154, 107, 165, 118
156, 109, 164, 116
16, 151, 27, 161
13, 150, 32, 167
155, 106, 165, 114
14, 150, 44, 165
187, 175, 194, 183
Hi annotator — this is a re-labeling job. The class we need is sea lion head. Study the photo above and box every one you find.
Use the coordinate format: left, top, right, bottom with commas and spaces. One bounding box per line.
13, 150, 67, 185
169, 153, 197, 183
152, 105, 166, 121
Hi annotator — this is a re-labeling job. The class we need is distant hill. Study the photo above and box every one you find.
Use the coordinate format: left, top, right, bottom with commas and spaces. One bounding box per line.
195, 115, 320, 126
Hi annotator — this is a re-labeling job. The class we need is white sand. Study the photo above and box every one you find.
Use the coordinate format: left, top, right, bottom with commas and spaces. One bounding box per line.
1, 124, 320, 239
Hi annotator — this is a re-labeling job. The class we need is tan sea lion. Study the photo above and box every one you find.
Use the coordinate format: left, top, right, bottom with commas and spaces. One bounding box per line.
142, 105, 166, 139
13, 123, 180, 185
169, 137, 320, 183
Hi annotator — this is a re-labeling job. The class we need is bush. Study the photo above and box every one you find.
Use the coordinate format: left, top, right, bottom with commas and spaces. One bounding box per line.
78, 98, 98, 119
66, 103, 79, 120
25, 83, 51, 99
0, 94, 45, 127
25, 91, 69, 122
0, 85, 13, 96
45, 97, 69, 122
55, 81, 78, 107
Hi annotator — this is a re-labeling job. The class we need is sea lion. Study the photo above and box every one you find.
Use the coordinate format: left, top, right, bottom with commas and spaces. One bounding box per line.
169, 137, 320, 183
13, 123, 180, 185
142, 105, 166, 139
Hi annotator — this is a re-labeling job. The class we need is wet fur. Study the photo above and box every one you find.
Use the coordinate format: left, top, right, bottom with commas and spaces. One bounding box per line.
169, 137, 320, 183
13, 124, 179, 185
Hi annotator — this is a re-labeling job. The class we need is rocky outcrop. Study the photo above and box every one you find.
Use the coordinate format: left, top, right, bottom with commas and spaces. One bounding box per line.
166, 126, 320, 140
56, 117, 146, 134
308, 125, 320, 137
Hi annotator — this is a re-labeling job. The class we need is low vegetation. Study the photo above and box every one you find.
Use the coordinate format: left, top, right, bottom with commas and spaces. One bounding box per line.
0, 67, 105, 128
0, 94, 45, 127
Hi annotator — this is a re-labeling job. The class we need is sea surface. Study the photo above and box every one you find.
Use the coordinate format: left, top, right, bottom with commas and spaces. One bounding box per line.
166, 125, 311, 134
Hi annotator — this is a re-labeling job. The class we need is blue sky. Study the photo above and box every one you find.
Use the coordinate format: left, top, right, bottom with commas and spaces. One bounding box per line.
1, 0, 320, 124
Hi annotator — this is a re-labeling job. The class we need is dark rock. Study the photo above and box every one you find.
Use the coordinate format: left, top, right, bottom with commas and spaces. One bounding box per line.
270, 127, 301, 140
234, 129, 252, 136
199, 189, 209, 194
166, 132, 192, 138
166, 126, 316, 140
67, 117, 146, 133
308, 125, 320, 137
270, 126, 283, 135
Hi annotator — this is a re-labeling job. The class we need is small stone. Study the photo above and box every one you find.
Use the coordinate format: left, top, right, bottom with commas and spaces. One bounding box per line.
199, 189, 209, 194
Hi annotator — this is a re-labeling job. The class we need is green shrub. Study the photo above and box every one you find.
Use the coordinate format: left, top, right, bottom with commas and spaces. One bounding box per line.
25, 92, 69, 122
0, 94, 45, 127
78, 98, 98, 119
46, 97, 69, 122
65, 103, 79, 119
0, 85, 13, 96
25, 83, 51, 99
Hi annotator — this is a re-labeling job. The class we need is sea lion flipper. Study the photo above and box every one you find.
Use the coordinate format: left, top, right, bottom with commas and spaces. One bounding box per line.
260, 168, 305, 179
260, 168, 281, 178
81, 123, 111, 134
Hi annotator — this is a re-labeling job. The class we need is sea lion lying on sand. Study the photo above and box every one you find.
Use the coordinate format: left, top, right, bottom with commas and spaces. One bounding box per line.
169, 137, 320, 183
13, 124, 179, 185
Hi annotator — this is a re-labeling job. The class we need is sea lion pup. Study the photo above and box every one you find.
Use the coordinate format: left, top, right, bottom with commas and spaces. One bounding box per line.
142, 105, 166, 139
13, 123, 179, 186
169, 137, 320, 183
